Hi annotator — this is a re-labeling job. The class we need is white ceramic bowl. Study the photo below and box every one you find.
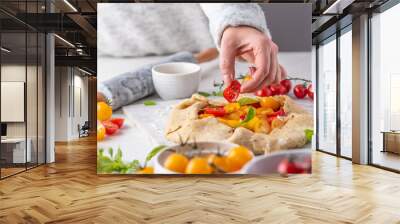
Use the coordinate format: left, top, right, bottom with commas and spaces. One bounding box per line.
154, 141, 246, 174
241, 148, 311, 174
152, 62, 201, 100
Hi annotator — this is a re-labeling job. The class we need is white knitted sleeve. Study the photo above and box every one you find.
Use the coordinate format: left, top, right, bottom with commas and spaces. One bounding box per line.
200, 3, 270, 47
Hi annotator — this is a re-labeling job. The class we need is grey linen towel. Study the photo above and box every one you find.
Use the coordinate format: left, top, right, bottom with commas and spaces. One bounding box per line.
98, 52, 197, 110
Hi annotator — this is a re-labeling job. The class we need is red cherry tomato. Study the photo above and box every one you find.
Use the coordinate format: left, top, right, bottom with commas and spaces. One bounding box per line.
269, 84, 280, 96
307, 84, 314, 100
223, 80, 241, 103
270, 84, 288, 96
293, 84, 307, 99
280, 79, 292, 92
203, 106, 226, 117
102, 120, 119, 135
110, 118, 124, 128
277, 85, 288, 95
255, 86, 273, 97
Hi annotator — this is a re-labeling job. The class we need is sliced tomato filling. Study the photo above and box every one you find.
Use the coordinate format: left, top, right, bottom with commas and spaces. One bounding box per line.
223, 80, 241, 103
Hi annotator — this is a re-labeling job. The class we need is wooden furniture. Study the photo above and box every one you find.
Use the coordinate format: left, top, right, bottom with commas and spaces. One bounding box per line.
381, 131, 400, 154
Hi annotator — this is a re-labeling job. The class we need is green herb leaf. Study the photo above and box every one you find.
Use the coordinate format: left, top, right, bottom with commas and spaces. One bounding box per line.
108, 147, 114, 158
97, 147, 143, 174
237, 97, 259, 106
145, 145, 166, 164
198, 91, 211, 97
240, 107, 256, 125
143, 100, 157, 106
305, 129, 314, 143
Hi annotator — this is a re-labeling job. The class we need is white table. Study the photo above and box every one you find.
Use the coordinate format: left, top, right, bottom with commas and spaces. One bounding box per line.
1, 138, 32, 163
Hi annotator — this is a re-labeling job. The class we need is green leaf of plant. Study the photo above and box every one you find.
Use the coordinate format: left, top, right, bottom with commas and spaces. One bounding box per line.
145, 145, 166, 164
198, 91, 211, 97
305, 129, 314, 143
240, 107, 256, 125
115, 148, 123, 161
237, 97, 259, 106
130, 160, 141, 171
108, 147, 114, 158
143, 100, 157, 106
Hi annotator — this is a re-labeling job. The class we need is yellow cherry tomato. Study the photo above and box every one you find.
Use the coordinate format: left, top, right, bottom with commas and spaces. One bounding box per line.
185, 157, 213, 174
97, 122, 106, 141
218, 118, 240, 128
227, 146, 253, 171
136, 166, 154, 174
208, 154, 228, 172
97, 102, 112, 121
260, 97, 281, 111
164, 153, 189, 173
224, 103, 241, 113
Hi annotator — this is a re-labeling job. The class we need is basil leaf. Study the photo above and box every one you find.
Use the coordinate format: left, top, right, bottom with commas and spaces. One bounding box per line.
305, 129, 314, 143
145, 145, 166, 163
240, 107, 256, 125
143, 100, 157, 106
238, 97, 259, 106
198, 91, 211, 97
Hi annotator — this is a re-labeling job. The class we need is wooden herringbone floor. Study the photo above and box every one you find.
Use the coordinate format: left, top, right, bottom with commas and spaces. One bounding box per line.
0, 136, 400, 224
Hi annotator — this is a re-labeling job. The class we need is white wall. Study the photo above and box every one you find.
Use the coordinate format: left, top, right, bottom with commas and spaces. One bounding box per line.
54, 67, 89, 141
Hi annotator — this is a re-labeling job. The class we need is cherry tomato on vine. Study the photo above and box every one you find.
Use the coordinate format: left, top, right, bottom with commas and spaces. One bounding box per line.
307, 84, 314, 100
223, 80, 241, 102
270, 84, 288, 96
255, 86, 273, 97
293, 84, 307, 99
280, 79, 292, 92
269, 84, 280, 96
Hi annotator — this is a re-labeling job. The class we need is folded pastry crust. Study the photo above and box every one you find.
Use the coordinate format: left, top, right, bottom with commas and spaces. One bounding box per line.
165, 94, 313, 155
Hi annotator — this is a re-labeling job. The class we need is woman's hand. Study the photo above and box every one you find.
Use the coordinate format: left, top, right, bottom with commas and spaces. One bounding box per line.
220, 26, 287, 93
